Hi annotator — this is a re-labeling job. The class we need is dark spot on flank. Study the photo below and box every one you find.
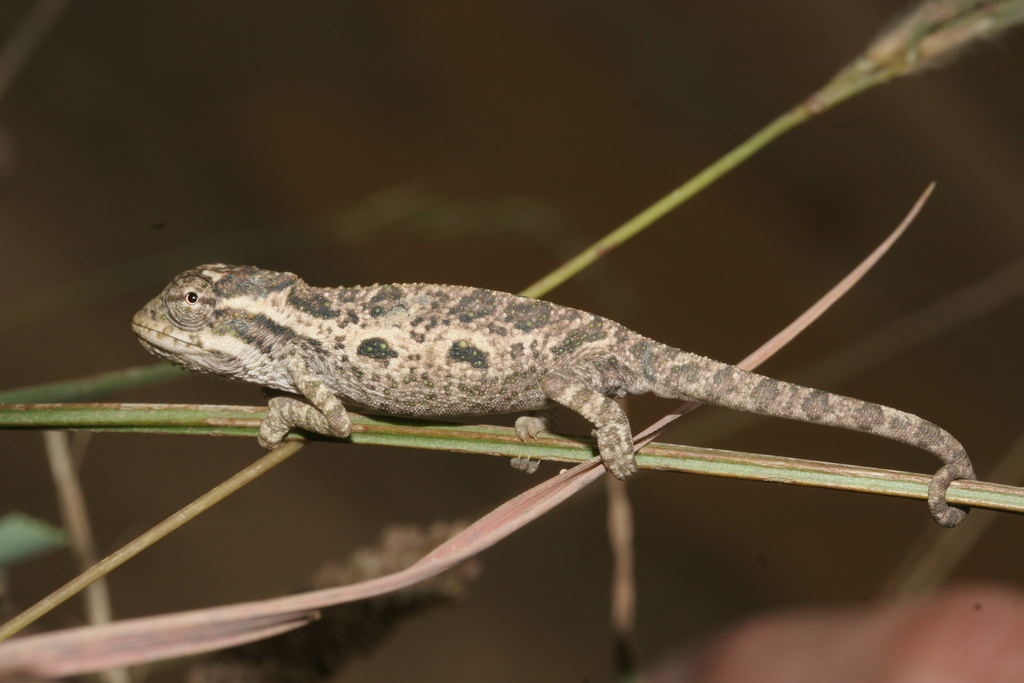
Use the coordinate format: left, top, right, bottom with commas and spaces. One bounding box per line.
357, 337, 398, 360
450, 289, 498, 323
449, 340, 488, 369
802, 390, 832, 421
287, 287, 340, 319
347, 312, 359, 324
510, 342, 525, 359
504, 300, 552, 331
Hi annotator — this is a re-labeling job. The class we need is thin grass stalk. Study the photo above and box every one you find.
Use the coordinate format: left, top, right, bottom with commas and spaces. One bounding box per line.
0, 440, 305, 643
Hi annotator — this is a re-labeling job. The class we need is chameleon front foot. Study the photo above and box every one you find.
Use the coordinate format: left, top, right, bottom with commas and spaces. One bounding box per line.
928, 459, 976, 528
258, 396, 352, 449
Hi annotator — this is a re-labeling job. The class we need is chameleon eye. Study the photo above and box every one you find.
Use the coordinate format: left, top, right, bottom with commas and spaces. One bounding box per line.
164, 275, 215, 330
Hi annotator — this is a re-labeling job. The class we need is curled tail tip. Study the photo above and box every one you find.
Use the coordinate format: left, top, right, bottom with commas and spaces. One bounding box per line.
931, 501, 968, 528
928, 460, 975, 528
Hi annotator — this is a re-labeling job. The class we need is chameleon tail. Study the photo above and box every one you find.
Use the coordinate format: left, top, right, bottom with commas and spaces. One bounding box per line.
652, 348, 976, 527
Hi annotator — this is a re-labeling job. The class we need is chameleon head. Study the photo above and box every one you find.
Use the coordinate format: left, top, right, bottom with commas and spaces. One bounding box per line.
132, 264, 298, 379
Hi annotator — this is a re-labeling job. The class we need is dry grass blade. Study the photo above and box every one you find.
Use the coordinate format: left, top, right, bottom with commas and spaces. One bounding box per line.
681, 254, 1024, 449
734, 183, 933, 372
43, 432, 110, 625
0, 460, 603, 678
606, 475, 637, 677
182, 522, 479, 683
0, 440, 306, 644
632, 183, 934, 449
42, 432, 129, 683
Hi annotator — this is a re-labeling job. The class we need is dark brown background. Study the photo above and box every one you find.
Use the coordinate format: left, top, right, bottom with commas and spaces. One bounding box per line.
2, 1, 1023, 680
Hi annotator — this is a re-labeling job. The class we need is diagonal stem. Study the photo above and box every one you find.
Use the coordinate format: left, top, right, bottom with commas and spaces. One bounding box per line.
0, 440, 305, 643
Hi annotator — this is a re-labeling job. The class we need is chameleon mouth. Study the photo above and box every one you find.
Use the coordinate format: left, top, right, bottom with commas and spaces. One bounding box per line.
132, 315, 243, 375
131, 319, 201, 353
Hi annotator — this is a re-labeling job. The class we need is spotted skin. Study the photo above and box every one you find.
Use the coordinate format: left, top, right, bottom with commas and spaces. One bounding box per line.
133, 264, 976, 527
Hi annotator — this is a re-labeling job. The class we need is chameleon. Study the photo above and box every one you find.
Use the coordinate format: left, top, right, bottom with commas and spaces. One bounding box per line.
132, 264, 976, 527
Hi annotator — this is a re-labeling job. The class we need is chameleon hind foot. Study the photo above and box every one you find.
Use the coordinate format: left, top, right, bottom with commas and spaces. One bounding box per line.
594, 423, 637, 480
511, 411, 557, 474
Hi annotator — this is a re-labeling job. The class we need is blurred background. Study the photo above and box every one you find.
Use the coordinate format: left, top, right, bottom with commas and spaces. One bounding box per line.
1, 1, 1023, 680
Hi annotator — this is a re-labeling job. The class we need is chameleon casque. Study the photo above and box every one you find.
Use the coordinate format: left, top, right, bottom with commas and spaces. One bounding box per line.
133, 264, 976, 527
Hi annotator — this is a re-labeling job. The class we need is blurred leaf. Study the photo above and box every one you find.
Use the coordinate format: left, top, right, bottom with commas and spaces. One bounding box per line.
0, 363, 186, 404
0, 512, 66, 569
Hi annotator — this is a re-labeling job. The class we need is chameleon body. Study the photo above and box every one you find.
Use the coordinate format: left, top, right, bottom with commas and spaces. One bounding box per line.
133, 264, 976, 527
